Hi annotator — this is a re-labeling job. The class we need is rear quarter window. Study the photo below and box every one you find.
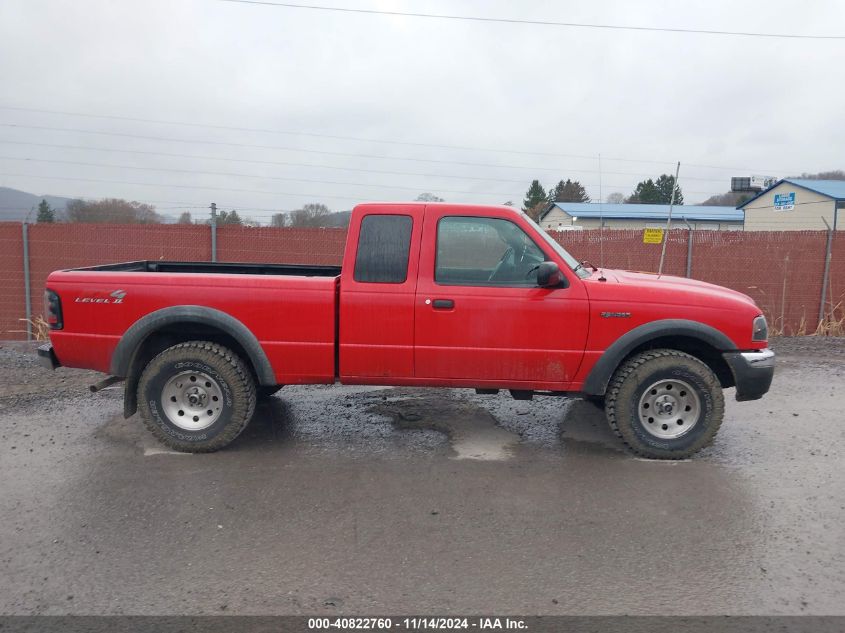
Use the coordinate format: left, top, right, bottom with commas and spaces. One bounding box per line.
353, 214, 413, 283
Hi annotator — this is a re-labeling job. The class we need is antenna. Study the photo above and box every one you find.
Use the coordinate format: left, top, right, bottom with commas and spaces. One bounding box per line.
658, 161, 681, 276
598, 153, 604, 268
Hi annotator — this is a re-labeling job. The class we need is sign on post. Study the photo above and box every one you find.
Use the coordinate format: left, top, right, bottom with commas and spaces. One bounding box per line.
774, 192, 795, 211
643, 228, 664, 244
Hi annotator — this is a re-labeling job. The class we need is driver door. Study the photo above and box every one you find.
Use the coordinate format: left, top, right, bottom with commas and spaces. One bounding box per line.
413, 207, 589, 386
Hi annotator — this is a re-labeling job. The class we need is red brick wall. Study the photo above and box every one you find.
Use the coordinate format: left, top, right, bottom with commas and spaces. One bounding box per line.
1, 223, 843, 339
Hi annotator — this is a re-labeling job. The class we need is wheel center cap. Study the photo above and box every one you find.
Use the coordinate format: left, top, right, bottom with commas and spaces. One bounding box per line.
185, 386, 207, 408
655, 395, 676, 415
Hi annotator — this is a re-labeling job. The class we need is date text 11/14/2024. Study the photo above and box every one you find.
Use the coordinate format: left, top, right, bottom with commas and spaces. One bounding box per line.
308, 617, 528, 630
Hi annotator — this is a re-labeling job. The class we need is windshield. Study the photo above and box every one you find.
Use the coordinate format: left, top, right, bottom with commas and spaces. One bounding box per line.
521, 213, 592, 279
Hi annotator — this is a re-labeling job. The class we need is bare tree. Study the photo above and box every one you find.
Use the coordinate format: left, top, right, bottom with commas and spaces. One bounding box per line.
270, 212, 288, 227
525, 200, 548, 223
700, 192, 751, 206
66, 198, 161, 223
289, 203, 331, 227
606, 192, 625, 204
415, 193, 444, 202
792, 170, 845, 180
177, 211, 192, 224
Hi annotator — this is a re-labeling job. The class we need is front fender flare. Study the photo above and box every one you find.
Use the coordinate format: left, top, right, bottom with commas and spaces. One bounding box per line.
582, 319, 736, 396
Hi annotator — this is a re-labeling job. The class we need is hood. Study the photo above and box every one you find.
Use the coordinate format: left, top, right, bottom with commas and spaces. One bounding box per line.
587, 269, 759, 310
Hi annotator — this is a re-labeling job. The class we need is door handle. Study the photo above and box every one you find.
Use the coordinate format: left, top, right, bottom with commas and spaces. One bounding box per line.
432, 299, 454, 310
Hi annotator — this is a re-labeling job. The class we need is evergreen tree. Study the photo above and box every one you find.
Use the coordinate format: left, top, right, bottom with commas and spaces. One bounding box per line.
522, 180, 547, 212
216, 209, 243, 225
548, 179, 590, 203
628, 175, 683, 205
36, 199, 55, 223
654, 174, 683, 205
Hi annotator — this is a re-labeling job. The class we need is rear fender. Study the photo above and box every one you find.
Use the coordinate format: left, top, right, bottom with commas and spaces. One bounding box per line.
112, 306, 275, 417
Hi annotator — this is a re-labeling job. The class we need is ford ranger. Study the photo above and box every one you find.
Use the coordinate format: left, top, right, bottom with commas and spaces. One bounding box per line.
38, 203, 774, 459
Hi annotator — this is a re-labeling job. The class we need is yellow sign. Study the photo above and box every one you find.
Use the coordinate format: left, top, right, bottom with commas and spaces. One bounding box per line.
643, 228, 664, 244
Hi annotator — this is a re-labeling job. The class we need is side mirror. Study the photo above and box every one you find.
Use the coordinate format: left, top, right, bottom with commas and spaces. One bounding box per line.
536, 261, 562, 288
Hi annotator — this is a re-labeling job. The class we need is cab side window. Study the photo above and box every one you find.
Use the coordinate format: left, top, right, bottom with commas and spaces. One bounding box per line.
435, 216, 546, 286
354, 214, 413, 283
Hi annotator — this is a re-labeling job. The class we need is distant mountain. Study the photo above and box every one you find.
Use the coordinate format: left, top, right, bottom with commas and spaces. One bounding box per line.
0, 187, 73, 221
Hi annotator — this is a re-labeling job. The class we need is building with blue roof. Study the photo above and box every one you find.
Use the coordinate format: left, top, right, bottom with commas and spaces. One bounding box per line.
538, 201, 743, 231
738, 179, 845, 231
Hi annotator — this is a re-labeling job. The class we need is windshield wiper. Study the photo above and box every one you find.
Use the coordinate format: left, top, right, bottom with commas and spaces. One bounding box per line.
574, 260, 599, 273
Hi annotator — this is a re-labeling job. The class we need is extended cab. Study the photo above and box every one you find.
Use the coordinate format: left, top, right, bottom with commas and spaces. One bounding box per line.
39, 203, 774, 458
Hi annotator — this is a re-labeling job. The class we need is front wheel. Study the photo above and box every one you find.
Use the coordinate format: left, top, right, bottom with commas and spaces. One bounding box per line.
137, 341, 256, 453
605, 349, 724, 459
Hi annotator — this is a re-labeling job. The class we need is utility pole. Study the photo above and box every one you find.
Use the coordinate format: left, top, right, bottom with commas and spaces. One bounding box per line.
682, 217, 694, 278
818, 217, 833, 325
658, 161, 681, 276
598, 153, 604, 268
22, 221, 32, 341
210, 202, 217, 263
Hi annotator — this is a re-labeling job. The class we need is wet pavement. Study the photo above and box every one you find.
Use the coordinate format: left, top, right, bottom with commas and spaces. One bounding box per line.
0, 338, 843, 615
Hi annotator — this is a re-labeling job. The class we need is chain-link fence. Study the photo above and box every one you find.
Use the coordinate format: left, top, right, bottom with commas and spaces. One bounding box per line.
1, 221, 841, 340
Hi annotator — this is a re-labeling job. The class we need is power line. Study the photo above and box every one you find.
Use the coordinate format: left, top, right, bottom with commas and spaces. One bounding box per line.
215, 0, 845, 40
0, 155, 520, 198
0, 104, 803, 173
0, 167, 728, 200
0, 104, 609, 163
18, 140, 545, 185
0, 122, 666, 174
0, 139, 529, 185
0, 126, 733, 184
2, 154, 731, 196
0, 171, 392, 203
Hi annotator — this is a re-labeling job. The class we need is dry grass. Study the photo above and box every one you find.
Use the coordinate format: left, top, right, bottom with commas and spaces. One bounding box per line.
10, 315, 51, 341
815, 300, 845, 337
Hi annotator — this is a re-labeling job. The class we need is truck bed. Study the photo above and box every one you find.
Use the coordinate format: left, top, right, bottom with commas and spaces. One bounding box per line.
46, 261, 340, 385
71, 260, 342, 277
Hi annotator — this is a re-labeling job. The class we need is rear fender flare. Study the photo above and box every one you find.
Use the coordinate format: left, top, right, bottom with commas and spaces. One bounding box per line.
111, 305, 275, 385
582, 319, 736, 396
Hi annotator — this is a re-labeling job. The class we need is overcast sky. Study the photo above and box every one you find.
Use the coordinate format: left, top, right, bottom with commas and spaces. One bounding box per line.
0, 0, 843, 221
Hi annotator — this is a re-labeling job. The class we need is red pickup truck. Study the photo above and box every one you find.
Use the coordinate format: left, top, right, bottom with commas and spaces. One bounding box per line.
38, 202, 774, 459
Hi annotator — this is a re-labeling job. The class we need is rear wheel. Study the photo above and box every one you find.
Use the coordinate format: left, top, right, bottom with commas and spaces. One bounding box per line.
605, 349, 724, 459
137, 341, 256, 453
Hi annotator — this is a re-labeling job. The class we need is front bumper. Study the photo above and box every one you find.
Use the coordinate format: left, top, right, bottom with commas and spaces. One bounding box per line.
723, 348, 775, 402
37, 343, 61, 370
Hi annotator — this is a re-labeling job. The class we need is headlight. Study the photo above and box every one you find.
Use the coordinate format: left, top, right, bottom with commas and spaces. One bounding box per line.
752, 315, 767, 342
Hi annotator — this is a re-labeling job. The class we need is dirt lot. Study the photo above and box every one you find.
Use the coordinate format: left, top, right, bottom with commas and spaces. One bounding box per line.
0, 337, 843, 615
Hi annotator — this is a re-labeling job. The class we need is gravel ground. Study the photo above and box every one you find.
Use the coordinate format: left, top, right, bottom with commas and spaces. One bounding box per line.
0, 337, 843, 615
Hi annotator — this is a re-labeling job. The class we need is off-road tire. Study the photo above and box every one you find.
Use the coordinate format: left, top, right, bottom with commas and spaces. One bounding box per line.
137, 341, 256, 453
605, 349, 724, 459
